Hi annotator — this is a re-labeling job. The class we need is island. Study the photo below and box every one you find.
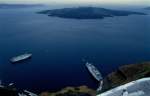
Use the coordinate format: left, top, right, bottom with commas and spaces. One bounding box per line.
0, 4, 44, 8
38, 7, 146, 19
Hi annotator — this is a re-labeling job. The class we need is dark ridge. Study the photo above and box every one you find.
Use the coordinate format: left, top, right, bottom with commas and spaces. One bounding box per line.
144, 7, 150, 10
0, 87, 17, 96
0, 4, 44, 8
38, 7, 147, 19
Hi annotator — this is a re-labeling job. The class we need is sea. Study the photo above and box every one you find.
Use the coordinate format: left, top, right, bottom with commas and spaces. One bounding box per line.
0, 6, 149, 93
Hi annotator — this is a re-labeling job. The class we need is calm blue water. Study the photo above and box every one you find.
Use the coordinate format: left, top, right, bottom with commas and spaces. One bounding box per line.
0, 7, 150, 92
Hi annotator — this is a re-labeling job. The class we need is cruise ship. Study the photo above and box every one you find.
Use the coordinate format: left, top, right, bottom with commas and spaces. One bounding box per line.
85, 62, 103, 81
10, 53, 32, 63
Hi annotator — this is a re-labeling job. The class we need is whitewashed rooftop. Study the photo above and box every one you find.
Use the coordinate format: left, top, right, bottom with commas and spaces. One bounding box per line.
97, 78, 150, 96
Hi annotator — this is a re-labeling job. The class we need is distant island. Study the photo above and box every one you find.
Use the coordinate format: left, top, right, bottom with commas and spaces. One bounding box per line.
144, 7, 150, 10
38, 7, 146, 19
0, 4, 44, 8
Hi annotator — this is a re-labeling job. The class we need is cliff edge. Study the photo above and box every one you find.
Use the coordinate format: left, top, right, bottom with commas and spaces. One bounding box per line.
102, 62, 150, 92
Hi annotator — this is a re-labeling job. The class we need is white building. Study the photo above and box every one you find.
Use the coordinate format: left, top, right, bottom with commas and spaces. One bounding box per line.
97, 78, 150, 96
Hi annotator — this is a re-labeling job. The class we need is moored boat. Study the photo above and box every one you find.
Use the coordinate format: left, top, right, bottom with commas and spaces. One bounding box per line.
85, 62, 103, 81
10, 53, 32, 63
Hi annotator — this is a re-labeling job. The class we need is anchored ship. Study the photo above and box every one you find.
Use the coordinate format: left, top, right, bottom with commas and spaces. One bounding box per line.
85, 62, 103, 81
10, 53, 32, 63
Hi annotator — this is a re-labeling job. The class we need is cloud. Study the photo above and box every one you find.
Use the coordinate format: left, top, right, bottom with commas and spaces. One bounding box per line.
1, 0, 150, 5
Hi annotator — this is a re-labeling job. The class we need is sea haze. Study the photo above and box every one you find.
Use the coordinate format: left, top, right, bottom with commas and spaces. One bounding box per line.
0, 6, 149, 93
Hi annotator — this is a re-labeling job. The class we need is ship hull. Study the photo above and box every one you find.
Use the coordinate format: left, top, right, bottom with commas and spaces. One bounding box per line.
10, 53, 32, 63
85, 62, 102, 81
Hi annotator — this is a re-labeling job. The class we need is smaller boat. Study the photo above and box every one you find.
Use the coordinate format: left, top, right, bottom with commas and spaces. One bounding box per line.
85, 62, 103, 81
18, 90, 38, 96
10, 53, 32, 63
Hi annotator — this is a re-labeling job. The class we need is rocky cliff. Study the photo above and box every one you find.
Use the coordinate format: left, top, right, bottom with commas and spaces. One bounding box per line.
40, 86, 96, 96
102, 62, 150, 92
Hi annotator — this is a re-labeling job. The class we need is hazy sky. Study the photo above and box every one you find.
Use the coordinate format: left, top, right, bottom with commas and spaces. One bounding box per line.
1, 0, 150, 6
